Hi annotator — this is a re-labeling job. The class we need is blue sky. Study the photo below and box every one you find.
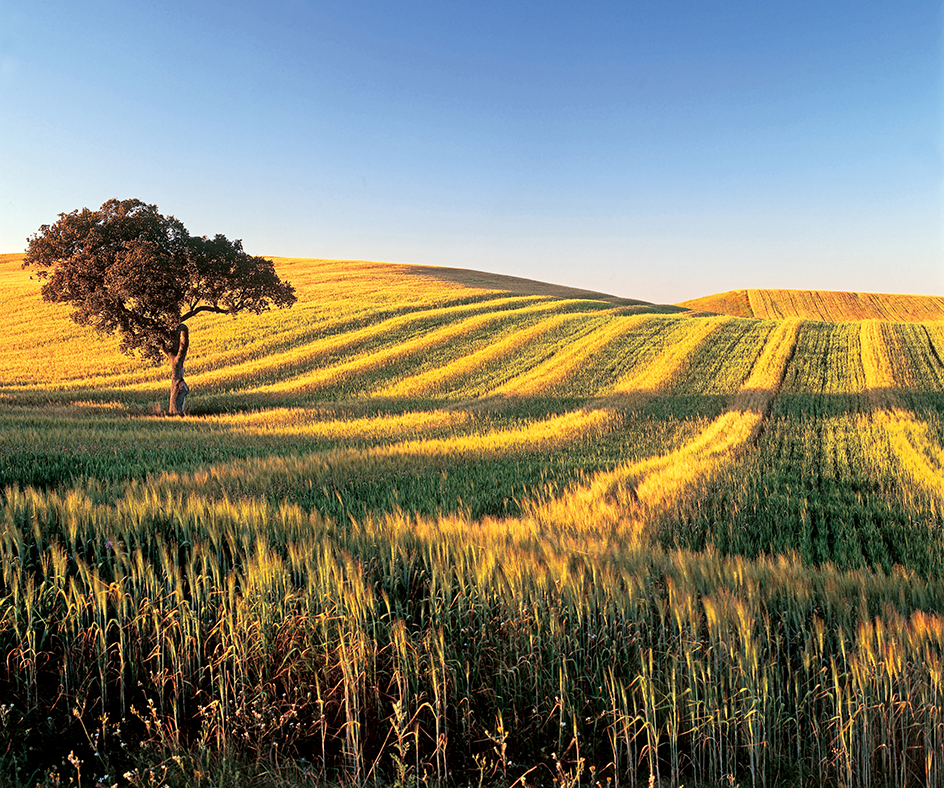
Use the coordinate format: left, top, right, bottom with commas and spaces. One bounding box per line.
1, 1, 941, 303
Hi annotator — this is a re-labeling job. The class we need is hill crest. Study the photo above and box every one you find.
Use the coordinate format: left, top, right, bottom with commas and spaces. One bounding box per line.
678, 288, 944, 322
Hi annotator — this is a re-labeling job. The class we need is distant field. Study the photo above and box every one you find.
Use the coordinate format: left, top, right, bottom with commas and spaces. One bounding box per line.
680, 286, 944, 321
2, 253, 944, 787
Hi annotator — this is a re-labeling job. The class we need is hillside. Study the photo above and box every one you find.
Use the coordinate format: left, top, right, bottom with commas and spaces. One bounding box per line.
679, 286, 944, 321
0, 252, 687, 397
2, 253, 944, 786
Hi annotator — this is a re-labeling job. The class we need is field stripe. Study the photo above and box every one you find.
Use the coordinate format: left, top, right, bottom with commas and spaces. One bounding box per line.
747, 290, 777, 320
610, 316, 733, 395
239, 301, 593, 395
211, 407, 475, 440
747, 289, 944, 322
185, 297, 545, 392
574, 318, 802, 517
156, 406, 622, 499
860, 320, 944, 504
491, 315, 649, 397
376, 311, 599, 398
874, 413, 944, 502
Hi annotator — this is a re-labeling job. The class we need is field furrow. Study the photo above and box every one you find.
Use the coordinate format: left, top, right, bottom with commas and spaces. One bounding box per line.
367, 302, 625, 399
663, 319, 775, 397
143, 406, 622, 509
746, 288, 944, 322
654, 320, 944, 571
6, 254, 944, 788
238, 301, 574, 395
187, 296, 548, 393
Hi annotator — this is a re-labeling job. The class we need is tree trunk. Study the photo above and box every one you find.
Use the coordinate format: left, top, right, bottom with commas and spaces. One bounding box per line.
167, 324, 190, 416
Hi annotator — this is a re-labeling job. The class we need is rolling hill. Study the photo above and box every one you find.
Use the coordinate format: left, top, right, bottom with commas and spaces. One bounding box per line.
679, 286, 944, 321
2, 253, 944, 787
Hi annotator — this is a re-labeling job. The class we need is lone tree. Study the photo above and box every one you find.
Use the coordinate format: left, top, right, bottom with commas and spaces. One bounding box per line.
24, 198, 297, 415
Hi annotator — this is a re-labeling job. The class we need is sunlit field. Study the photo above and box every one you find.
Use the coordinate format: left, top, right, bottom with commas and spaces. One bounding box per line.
2, 251, 944, 787
680, 288, 944, 323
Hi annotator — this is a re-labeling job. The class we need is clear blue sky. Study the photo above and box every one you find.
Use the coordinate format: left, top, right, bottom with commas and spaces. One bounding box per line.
1, 1, 941, 303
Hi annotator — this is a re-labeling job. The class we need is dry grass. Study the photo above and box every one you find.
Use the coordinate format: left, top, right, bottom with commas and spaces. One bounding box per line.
680, 285, 944, 322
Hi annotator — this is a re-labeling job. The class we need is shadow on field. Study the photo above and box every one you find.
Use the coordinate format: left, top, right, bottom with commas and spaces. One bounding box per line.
7, 384, 941, 422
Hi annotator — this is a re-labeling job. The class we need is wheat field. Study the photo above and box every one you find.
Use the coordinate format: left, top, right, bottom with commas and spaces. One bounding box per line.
2, 252, 944, 787
680, 288, 944, 323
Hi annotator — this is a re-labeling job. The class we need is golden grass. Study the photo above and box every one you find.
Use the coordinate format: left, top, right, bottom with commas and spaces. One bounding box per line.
492, 314, 646, 396
154, 406, 621, 502
677, 289, 754, 317
876, 411, 944, 502
6, 252, 944, 786
680, 285, 944, 322
611, 315, 732, 394
747, 288, 944, 322
0, 254, 656, 400
548, 319, 802, 527
861, 320, 944, 505
625, 319, 799, 503
195, 296, 543, 394
210, 406, 474, 439
377, 311, 583, 398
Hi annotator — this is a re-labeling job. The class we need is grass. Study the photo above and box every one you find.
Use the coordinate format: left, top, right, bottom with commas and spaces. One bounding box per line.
2, 254, 944, 786
678, 287, 944, 323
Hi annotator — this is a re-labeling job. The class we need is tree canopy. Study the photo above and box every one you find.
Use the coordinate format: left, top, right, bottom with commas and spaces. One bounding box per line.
25, 198, 297, 413
25, 198, 296, 363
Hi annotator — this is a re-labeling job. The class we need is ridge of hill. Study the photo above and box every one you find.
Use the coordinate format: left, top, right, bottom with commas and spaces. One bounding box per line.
679, 287, 944, 322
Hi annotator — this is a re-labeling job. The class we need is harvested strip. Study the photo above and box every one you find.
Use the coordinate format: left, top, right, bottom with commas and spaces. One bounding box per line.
677, 289, 754, 318
187, 296, 540, 392
875, 411, 944, 502
387, 407, 618, 457
213, 407, 474, 441
728, 318, 801, 412
778, 321, 867, 401
667, 320, 776, 397
467, 315, 613, 400
747, 289, 944, 322
860, 320, 900, 409
159, 407, 620, 499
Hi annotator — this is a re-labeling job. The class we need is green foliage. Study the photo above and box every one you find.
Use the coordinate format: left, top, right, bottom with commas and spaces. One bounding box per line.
24, 199, 296, 364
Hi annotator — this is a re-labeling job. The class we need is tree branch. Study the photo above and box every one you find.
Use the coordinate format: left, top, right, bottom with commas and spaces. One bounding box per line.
180, 304, 230, 322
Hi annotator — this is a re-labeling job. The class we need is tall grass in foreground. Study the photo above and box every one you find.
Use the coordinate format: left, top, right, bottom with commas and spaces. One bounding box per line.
2, 484, 943, 787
